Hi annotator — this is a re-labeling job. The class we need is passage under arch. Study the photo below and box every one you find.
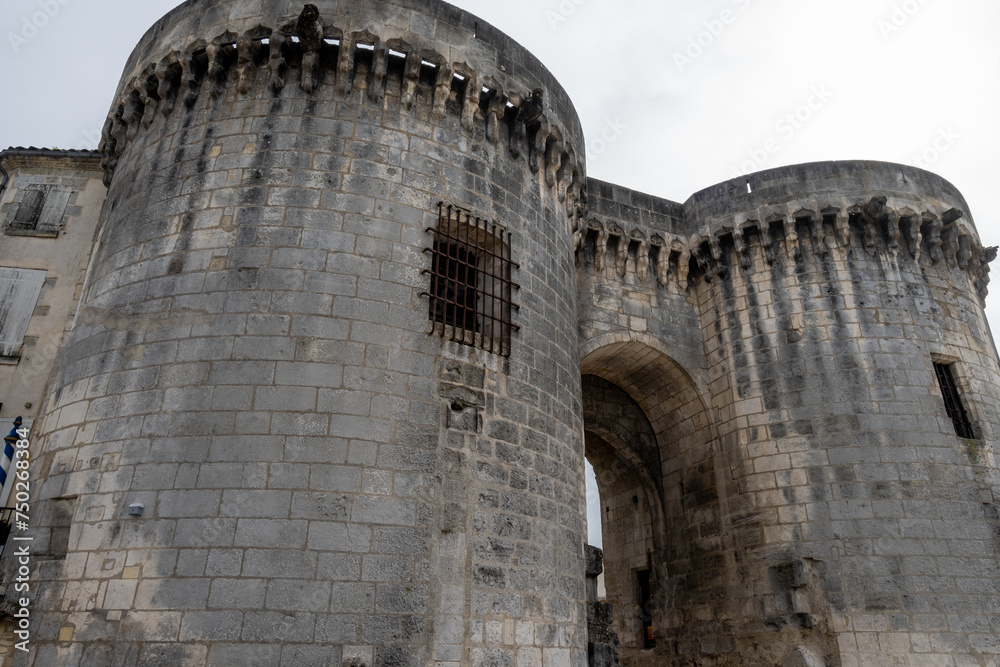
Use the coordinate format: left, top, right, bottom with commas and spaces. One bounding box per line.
580, 339, 722, 660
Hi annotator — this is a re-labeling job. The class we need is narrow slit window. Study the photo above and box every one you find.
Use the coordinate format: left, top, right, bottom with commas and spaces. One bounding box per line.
637, 569, 655, 649
423, 203, 519, 357
934, 362, 975, 439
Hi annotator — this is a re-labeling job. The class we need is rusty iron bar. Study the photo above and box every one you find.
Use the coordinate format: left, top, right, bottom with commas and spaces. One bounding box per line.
420, 202, 520, 356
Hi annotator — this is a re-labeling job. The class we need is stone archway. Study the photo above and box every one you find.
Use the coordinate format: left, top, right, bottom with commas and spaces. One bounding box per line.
580, 337, 719, 664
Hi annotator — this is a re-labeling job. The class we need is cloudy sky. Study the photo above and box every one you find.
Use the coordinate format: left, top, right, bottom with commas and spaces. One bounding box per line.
3, 0, 999, 547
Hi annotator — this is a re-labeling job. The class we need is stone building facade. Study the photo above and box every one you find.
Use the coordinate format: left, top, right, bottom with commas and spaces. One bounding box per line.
0, 149, 105, 507
7, 1, 1000, 666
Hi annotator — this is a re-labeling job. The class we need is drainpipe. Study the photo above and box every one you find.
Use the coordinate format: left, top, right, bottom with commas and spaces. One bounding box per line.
0, 153, 8, 201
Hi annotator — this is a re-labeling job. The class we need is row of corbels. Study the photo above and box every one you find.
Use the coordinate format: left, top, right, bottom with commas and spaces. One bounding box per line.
576, 196, 996, 301
574, 218, 690, 289
99, 4, 587, 217
695, 198, 990, 277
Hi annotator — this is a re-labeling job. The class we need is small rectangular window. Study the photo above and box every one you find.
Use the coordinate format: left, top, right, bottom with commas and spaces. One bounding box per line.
424, 203, 519, 357
933, 362, 975, 439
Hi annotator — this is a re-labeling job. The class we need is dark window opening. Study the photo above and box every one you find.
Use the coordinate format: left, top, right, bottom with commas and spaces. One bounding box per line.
386, 49, 407, 87
418, 61, 438, 87
637, 569, 655, 649
11, 186, 46, 230
934, 362, 975, 439
353, 45, 374, 83
423, 203, 519, 357
431, 243, 478, 331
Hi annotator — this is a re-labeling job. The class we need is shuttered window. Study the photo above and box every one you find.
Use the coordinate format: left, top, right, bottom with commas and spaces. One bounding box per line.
11, 188, 45, 228
8, 185, 71, 235
0, 269, 46, 358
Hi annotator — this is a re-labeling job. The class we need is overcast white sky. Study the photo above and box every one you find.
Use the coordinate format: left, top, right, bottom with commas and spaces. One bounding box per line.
3, 0, 999, 547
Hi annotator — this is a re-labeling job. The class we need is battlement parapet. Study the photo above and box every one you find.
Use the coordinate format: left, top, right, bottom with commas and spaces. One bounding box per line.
575, 162, 996, 301
100, 0, 587, 221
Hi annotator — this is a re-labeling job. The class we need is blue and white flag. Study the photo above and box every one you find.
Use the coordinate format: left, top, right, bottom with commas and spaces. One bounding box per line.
0, 417, 31, 508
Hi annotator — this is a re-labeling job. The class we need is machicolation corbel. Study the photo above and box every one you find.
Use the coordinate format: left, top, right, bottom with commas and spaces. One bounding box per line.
432, 59, 453, 119
97, 9, 584, 211
154, 58, 179, 118
401, 50, 421, 109
137, 68, 158, 129
181, 45, 204, 108
593, 222, 608, 272
269, 32, 288, 95
733, 227, 751, 270
925, 216, 944, 264
368, 42, 389, 103
636, 237, 651, 281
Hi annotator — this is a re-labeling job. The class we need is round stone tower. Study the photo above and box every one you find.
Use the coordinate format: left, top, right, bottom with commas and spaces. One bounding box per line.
571, 162, 1000, 665
679, 163, 1000, 665
28, 1, 588, 665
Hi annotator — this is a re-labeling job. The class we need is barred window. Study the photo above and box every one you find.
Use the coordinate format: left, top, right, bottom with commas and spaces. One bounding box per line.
933, 362, 975, 439
424, 203, 519, 357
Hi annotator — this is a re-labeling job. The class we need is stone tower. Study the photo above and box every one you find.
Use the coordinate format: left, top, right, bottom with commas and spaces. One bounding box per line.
19, 1, 1000, 666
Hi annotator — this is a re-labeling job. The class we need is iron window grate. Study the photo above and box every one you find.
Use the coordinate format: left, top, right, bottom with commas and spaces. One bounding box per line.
933, 362, 975, 439
422, 203, 520, 357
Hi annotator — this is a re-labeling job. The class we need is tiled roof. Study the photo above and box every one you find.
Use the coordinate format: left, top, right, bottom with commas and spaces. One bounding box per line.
1, 146, 101, 158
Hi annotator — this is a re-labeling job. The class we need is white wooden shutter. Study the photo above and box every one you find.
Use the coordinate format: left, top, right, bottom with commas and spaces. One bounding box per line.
36, 188, 71, 233
0, 269, 46, 357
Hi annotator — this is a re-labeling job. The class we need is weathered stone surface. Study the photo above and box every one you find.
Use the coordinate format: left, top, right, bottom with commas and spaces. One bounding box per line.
8, 1, 1000, 667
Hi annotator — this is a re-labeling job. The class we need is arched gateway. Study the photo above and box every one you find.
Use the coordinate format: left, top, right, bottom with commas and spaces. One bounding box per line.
15, 1, 1000, 666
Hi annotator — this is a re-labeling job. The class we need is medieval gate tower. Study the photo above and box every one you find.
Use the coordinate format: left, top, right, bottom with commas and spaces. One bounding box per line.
18, 0, 1000, 665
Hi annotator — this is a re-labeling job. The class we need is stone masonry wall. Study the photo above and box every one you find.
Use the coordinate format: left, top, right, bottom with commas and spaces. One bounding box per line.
0, 154, 105, 426
573, 162, 1000, 665
26, 1, 588, 666
12, 1, 1000, 666
688, 164, 1000, 666
576, 183, 728, 665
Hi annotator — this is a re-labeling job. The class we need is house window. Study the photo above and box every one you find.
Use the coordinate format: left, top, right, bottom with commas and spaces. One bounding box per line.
424, 203, 519, 357
933, 362, 975, 439
11, 187, 46, 229
0, 268, 47, 361
7, 184, 70, 236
